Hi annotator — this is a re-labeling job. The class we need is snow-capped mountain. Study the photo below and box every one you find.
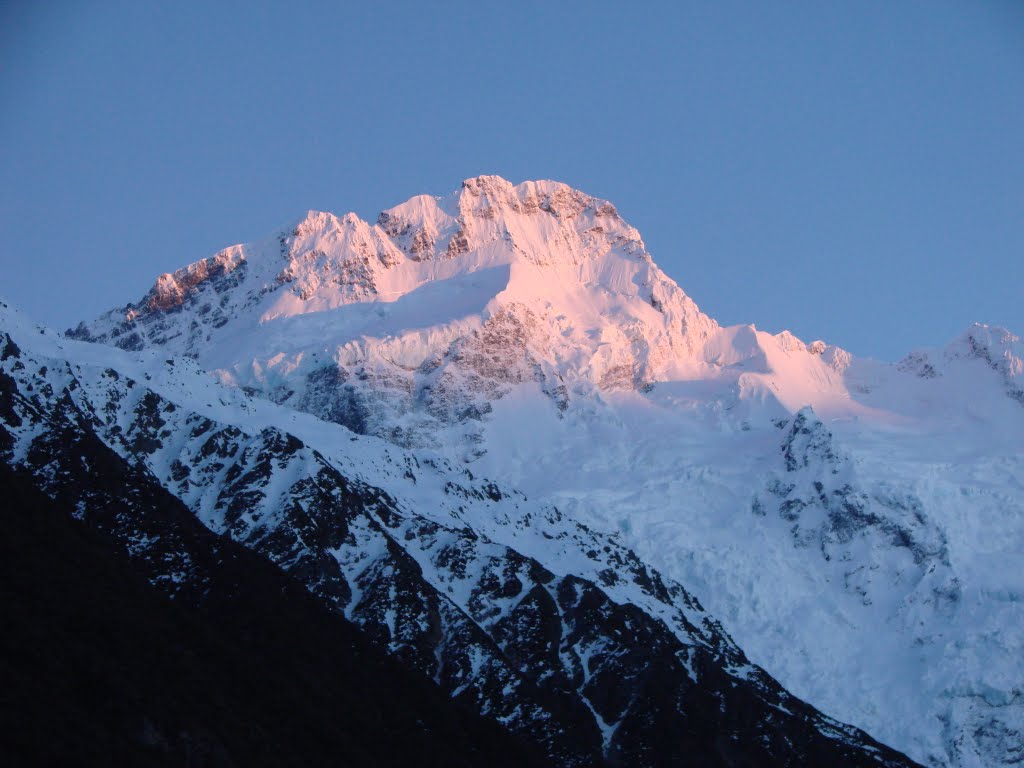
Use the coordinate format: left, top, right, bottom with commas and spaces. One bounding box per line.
70, 176, 719, 452
58, 176, 1024, 766
0, 299, 917, 767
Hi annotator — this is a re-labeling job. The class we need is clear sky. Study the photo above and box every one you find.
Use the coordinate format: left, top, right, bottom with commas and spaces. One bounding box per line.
1, 0, 1021, 360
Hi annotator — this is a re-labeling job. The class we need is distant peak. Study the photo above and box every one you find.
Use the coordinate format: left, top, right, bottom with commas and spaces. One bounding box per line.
460, 174, 515, 192
447, 176, 617, 223
288, 210, 350, 236
958, 322, 1018, 343
945, 323, 1022, 372
947, 323, 1021, 356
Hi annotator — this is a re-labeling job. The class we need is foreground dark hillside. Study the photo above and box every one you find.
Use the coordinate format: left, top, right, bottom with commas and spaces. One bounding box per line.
0, 460, 549, 768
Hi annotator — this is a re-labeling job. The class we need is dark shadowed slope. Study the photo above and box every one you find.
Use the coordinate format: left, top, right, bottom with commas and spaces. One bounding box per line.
0, 457, 550, 768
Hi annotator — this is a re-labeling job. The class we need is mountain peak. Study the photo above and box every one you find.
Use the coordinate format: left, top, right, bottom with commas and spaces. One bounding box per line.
71, 177, 719, 412
453, 176, 617, 222
953, 321, 1019, 348
292, 208, 343, 231
946, 323, 1023, 395
376, 177, 616, 233
460, 173, 516, 193
942, 323, 1021, 369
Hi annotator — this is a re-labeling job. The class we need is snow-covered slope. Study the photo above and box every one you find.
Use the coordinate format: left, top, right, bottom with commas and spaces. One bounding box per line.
71, 176, 1024, 767
1, 298, 920, 767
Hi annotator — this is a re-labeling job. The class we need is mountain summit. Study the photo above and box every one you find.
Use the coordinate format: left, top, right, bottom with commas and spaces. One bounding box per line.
70, 176, 729, 448
75, 176, 714, 353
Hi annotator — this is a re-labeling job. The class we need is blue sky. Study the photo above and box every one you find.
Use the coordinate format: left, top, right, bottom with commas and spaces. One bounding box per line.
1, 0, 1021, 359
